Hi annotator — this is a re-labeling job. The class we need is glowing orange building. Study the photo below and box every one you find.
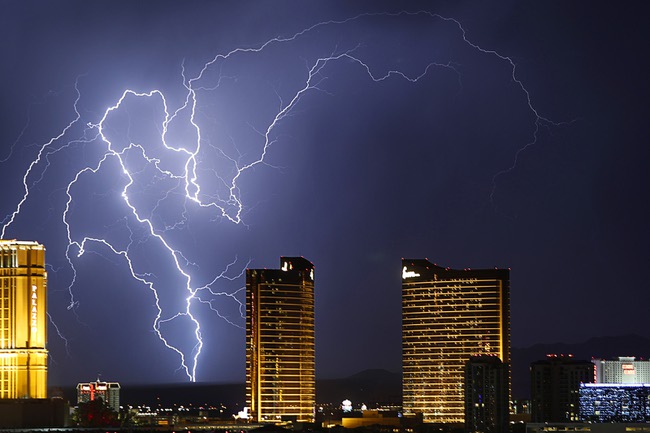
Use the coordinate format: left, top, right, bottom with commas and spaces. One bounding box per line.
246, 257, 315, 423
401, 259, 510, 424
0, 240, 48, 399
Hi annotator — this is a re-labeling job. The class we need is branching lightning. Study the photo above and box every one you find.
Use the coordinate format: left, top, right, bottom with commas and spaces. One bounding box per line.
1, 11, 559, 381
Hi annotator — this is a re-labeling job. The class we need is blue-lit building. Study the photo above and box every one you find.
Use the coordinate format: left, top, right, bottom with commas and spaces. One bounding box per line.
579, 383, 650, 422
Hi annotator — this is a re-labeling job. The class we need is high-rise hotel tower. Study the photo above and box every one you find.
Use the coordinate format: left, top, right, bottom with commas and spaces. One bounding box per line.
0, 240, 48, 399
402, 259, 510, 423
246, 257, 315, 423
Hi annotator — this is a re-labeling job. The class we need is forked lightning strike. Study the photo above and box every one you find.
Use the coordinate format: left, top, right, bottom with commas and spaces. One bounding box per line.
1, 11, 557, 381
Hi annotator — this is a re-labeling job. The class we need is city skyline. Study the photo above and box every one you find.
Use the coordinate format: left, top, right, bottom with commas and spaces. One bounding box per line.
1, 1, 648, 386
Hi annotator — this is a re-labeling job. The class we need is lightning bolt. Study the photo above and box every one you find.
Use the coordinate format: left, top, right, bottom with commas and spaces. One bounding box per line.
47, 312, 71, 357
1, 11, 562, 381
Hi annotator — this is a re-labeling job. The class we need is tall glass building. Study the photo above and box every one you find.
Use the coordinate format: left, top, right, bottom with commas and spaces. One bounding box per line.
0, 240, 48, 399
246, 257, 315, 423
402, 259, 510, 423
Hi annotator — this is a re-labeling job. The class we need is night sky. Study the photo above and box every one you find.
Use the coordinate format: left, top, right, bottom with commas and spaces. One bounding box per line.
1, 1, 649, 386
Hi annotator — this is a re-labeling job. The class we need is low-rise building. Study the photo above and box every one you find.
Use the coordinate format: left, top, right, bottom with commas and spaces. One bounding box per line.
77, 380, 120, 412
579, 383, 650, 422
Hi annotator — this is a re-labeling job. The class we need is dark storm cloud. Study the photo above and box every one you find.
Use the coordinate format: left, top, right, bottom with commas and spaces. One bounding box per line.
0, 1, 648, 385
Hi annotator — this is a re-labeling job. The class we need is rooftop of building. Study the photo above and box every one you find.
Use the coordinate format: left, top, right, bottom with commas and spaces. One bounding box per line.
401, 258, 509, 280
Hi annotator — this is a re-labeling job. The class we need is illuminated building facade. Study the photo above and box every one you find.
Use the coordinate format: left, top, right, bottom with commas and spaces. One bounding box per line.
464, 355, 509, 433
402, 259, 510, 423
246, 257, 315, 423
593, 357, 650, 384
0, 240, 47, 399
579, 383, 650, 422
530, 354, 594, 422
527, 423, 650, 433
77, 380, 121, 412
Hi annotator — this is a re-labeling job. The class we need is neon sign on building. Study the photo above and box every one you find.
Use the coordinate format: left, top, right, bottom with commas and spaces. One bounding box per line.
31, 285, 38, 335
402, 266, 420, 279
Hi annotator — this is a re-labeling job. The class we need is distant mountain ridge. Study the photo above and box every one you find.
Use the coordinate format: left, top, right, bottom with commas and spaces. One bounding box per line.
51, 382, 246, 411
317, 368, 401, 405
51, 334, 650, 408
52, 369, 403, 410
